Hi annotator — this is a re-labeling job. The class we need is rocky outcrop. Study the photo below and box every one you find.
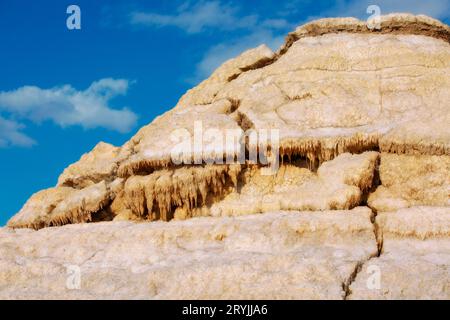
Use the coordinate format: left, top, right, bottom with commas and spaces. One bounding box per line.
1, 14, 449, 299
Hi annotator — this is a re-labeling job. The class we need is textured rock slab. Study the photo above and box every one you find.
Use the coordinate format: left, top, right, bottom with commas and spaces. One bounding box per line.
58, 142, 121, 188
0, 207, 377, 299
279, 14, 450, 55
117, 99, 243, 176
211, 152, 379, 216
8, 182, 111, 229
221, 32, 450, 161
349, 206, 450, 299
7, 187, 75, 229
176, 44, 275, 108
115, 152, 377, 221
368, 154, 450, 212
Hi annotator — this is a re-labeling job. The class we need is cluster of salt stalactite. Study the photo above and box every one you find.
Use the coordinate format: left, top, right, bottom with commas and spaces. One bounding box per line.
112, 164, 241, 221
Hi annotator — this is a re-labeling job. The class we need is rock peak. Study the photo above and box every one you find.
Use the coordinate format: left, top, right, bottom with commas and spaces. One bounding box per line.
279, 14, 450, 55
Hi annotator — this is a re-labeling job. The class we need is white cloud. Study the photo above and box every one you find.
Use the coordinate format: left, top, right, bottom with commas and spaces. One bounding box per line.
0, 78, 138, 135
0, 116, 35, 148
130, 1, 288, 34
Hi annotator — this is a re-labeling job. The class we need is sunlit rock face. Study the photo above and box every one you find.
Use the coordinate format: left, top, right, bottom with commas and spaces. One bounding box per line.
2, 14, 449, 299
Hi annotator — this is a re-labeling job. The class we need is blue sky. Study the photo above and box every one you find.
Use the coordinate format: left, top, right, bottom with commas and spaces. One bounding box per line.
0, 0, 449, 225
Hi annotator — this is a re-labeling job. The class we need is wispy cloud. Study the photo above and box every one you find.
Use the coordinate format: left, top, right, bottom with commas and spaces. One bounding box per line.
130, 1, 260, 34
131, 1, 292, 82
0, 116, 35, 148
0, 78, 138, 147
130, 0, 293, 35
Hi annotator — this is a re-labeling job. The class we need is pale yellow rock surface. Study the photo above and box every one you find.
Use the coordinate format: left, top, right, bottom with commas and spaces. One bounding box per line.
8, 182, 111, 229
0, 207, 377, 299
117, 99, 243, 176
210, 152, 379, 216
2, 14, 450, 299
222, 32, 450, 162
7, 187, 75, 229
349, 206, 450, 299
176, 44, 275, 108
279, 14, 450, 54
58, 142, 121, 188
368, 154, 450, 212
48, 181, 111, 226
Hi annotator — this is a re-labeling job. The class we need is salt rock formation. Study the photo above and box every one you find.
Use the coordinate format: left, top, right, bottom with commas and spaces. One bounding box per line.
1, 14, 449, 299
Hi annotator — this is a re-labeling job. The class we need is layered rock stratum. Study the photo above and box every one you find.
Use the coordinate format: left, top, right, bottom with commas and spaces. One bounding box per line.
1, 14, 449, 299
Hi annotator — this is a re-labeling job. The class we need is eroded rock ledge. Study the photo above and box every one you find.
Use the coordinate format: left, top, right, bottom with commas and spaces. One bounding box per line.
278, 14, 450, 55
